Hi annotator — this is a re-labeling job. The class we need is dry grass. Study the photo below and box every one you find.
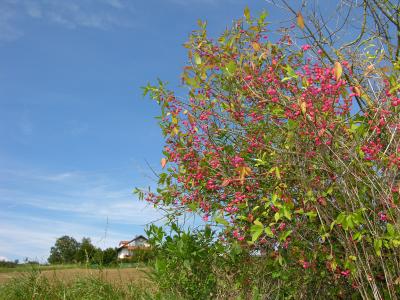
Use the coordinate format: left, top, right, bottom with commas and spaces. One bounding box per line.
0, 267, 160, 299
0, 267, 149, 285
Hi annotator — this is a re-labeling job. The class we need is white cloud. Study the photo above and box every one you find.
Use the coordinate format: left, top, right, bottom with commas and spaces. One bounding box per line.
102, 0, 124, 9
24, 2, 42, 18
0, 0, 136, 41
0, 256, 8, 261
0, 165, 165, 261
0, 214, 127, 262
40, 172, 76, 182
169, 0, 236, 5
0, 8, 23, 41
0, 169, 162, 225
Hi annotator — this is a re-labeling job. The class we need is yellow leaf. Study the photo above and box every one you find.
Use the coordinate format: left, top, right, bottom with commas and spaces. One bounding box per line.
300, 101, 307, 114
237, 166, 252, 185
244, 6, 250, 20
188, 113, 196, 124
171, 127, 179, 136
161, 158, 167, 169
353, 86, 361, 96
334, 62, 342, 81
252, 42, 261, 52
297, 12, 305, 30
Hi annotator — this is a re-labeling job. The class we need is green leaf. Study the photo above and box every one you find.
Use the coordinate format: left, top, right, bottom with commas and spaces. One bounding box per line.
281, 65, 298, 82
271, 193, 278, 204
215, 216, 229, 226
282, 206, 291, 220
264, 226, 274, 237
274, 212, 280, 222
306, 211, 317, 220
326, 186, 333, 196
185, 76, 199, 88
345, 215, 354, 230
392, 240, 400, 247
275, 167, 281, 180
278, 254, 284, 266
183, 259, 191, 270
353, 232, 363, 241
251, 220, 264, 242
225, 61, 237, 75
279, 230, 292, 241
387, 223, 395, 236
287, 119, 298, 130
194, 53, 202, 65
335, 212, 346, 224
244, 6, 250, 21
374, 239, 382, 256
259, 10, 268, 24
254, 219, 263, 227
188, 202, 198, 211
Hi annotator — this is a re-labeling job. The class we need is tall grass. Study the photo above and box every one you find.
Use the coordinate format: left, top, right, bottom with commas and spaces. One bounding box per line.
0, 268, 177, 300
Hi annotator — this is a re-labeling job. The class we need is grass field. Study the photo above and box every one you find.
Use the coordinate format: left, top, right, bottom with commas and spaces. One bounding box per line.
0, 266, 149, 285
0, 264, 78, 274
0, 265, 159, 299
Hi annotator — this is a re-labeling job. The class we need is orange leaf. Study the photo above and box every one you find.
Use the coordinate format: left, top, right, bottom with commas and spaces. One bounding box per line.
237, 166, 252, 185
353, 86, 361, 96
252, 42, 261, 52
188, 113, 196, 125
334, 62, 342, 81
297, 12, 305, 30
161, 158, 167, 169
364, 64, 375, 76
221, 179, 230, 187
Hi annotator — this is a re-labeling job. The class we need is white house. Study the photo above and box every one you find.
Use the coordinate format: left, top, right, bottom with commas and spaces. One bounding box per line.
117, 235, 150, 259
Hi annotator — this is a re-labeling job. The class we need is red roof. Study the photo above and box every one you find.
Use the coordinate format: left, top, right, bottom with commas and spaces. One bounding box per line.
117, 235, 149, 250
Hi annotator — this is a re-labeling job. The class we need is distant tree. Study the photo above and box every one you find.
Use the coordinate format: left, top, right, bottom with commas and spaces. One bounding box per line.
75, 237, 97, 264
101, 247, 118, 265
48, 235, 79, 264
0, 260, 18, 268
93, 247, 118, 266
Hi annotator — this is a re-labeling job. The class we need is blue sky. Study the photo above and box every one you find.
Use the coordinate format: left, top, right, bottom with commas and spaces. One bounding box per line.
0, 0, 291, 262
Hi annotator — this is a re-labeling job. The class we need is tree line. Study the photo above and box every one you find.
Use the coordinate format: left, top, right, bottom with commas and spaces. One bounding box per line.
48, 236, 117, 266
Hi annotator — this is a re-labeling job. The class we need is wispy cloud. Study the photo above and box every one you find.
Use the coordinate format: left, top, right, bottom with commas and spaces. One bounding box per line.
0, 168, 162, 224
101, 0, 125, 9
65, 120, 89, 137
0, 7, 23, 41
0, 0, 136, 41
0, 213, 127, 262
169, 0, 237, 6
0, 166, 163, 261
19, 110, 33, 136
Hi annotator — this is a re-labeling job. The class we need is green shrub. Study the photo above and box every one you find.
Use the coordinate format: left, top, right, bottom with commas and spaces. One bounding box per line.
121, 249, 155, 265
0, 269, 61, 300
138, 5, 400, 298
146, 224, 218, 299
